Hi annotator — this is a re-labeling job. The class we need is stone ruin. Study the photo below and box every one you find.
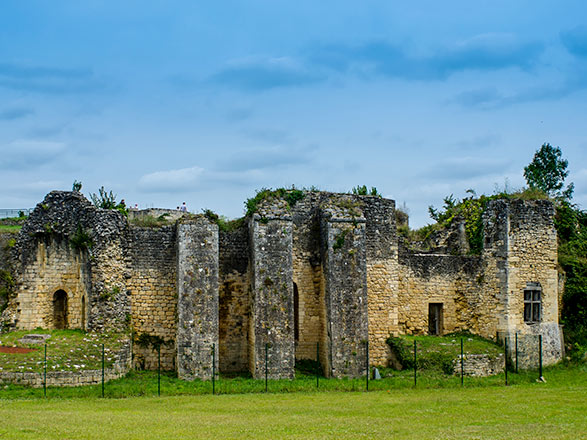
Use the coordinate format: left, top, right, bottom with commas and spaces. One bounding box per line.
0, 190, 564, 379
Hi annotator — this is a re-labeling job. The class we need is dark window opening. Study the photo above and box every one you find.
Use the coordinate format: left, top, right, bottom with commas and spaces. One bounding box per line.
293, 282, 299, 341
428, 303, 443, 335
81, 296, 86, 330
53, 290, 68, 329
524, 283, 541, 323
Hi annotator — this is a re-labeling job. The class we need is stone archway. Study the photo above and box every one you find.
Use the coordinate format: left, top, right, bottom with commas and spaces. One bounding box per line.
53, 290, 68, 329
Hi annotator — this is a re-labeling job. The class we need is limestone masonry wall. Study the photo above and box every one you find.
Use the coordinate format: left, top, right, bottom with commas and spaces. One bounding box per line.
218, 226, 249, 373
128, 226, 177, 370
176, 218, 219, 380
249, 207, 295, 379
0, 190, 563, 382
397, 253, 483, 336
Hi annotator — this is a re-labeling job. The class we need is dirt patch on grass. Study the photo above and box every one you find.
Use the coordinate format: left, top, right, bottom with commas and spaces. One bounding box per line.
0, 346, 37, 354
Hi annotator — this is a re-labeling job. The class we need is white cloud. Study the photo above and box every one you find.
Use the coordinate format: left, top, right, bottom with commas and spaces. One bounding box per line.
138, 166, 205, 192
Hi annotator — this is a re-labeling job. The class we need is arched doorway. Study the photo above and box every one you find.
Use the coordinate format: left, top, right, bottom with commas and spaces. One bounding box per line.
53, 290, 68, 329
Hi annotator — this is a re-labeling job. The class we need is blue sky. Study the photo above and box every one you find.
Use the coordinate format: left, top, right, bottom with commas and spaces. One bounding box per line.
1, 1, 585, 226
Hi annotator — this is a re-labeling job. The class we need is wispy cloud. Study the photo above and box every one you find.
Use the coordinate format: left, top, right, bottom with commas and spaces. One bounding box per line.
0, 62, 106, 94
0, 139, 67, 169
216, 145, 312, 172
309, 33, 543, 80
209, 56, 324, 91
137, 165, 265, 193
138, 166, 205, 192
561, 26, 587, 58
424, 156, 512, 181
0, 107, 35, 120
204, 33, 544, 91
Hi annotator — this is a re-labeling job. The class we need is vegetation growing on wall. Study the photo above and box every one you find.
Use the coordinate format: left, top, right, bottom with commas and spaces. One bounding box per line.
69, 224, 93, 251
90, 186, 128, 216
0, 269, 14, 313
202, 209, 245, 232
401, 144, 586, 361
351, 185, 381, 197
245, 187, 305, 217
130, 214, 171, 228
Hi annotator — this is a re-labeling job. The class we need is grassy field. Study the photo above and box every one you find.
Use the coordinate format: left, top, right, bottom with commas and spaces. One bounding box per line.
0, 329, 128, 372
0, 365, 585, 439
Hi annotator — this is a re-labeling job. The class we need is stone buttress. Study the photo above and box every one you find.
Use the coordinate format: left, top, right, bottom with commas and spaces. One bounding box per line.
248, 202, 295, 379
176, 217, 219, 380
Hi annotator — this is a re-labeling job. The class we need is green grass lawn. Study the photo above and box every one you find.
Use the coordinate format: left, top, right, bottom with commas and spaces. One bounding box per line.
0, 224, 20, 232
0, 364, 585, 439
0, 329, 128, 372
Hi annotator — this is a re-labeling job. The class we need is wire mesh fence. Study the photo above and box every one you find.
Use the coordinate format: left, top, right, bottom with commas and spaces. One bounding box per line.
0, 331, 549, 399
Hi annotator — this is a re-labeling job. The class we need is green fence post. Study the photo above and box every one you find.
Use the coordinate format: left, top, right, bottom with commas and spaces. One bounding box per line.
366, 340, 369, 392
413, 340, 417, 387
158, 344, 161, 397
515, 333, 519, 374
460, 338, 464, 387
504, 337, 508, 386
265, 343, 268, 393
212, 343, 215, 395
101, 343, 105, 398
316, 341, 320, 388
539, 334, 543, 381
43, 343, 47, 398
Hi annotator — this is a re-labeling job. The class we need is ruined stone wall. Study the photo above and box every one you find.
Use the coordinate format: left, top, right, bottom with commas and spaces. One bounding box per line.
363, 197, 399, 365
249, 198, 294, 379
4, 191, 131, 335
218, 226, 249, 373
290, 194, 324, 362
127, 226, 177, 370
397, 253, 483, 336
176, 217, 219, 380
320, 195, 368, 378
10, 237, 90, 330
484, 199, 562, 365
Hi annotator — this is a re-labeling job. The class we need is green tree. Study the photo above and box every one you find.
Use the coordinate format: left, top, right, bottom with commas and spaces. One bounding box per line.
523, 143, 574, 199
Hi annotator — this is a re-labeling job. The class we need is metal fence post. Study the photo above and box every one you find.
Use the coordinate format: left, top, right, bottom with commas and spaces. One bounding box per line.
43, 343, 47, 398
539, 334, 543, 380
515, 333, 518, 373
366, 340, 369, 392
460, 338, 464, 387
316, 341, 320, 388
413, 340, 417, 387
212, 343, 215, 395
101, 344, 105, 397
265, 343, 268, 393
504, 337, 508, 386
158, 344, 161, 397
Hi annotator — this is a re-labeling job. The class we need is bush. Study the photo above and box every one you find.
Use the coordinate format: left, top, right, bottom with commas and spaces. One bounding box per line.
245, 187, 305, 217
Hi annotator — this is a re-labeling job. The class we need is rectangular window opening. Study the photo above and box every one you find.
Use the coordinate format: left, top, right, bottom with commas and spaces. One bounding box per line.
523, 283, 541, 324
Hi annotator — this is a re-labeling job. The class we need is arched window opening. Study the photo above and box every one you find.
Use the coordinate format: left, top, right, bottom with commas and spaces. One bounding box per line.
53, 290, 68, 329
